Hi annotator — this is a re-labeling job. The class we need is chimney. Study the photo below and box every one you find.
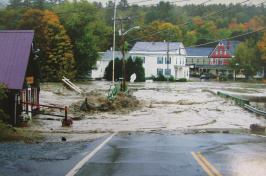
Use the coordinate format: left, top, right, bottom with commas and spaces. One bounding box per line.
227, 40, 230, 50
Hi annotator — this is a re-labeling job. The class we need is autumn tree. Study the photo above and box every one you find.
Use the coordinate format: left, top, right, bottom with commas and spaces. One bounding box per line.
18, 9, 76, 81
138, 21, 183, 42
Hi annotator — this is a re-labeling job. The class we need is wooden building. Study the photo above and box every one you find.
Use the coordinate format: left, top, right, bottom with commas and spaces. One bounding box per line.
0, 30, 42, 125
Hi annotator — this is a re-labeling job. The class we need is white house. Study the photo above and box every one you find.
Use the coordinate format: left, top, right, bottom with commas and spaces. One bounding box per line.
91, 50, 131, 79
129, 41, 189, 80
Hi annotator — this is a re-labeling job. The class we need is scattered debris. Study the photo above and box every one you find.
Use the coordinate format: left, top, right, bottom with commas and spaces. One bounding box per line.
61, 137, 66, 141
250, 124, 265, 133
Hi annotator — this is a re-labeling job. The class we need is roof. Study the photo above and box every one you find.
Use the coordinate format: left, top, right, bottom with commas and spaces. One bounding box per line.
186, 47, 214, 57
0, 30, 34, 89
221, 40, 241, 56
102, 50, 131, 60
130, 42, 183, 53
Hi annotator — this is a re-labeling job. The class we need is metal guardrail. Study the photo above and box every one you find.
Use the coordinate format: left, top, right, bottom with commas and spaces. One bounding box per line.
217, 91, 249, 106
217, 91, 266, 116
244, 104, 266, 116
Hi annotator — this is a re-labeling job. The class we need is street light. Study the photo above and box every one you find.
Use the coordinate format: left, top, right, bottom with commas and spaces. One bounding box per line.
119, 25, 140, 92
235, 63, 239, 82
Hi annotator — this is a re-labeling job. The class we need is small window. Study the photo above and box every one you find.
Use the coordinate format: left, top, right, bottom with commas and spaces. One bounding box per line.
164, 69, 171, 76
157, 57, 163, 64
203, 59, 205, 64
157, 68, 163, 75
192, 59, 193, 64
220, 49, 222, 55
224, 50, 227, 55
165, 57, 171, 64
176, 58, 177, 64
197, 59, 199, 64
216, 49, 218, 55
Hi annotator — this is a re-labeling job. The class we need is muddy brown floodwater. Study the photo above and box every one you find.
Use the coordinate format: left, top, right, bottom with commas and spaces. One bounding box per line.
18, 79, 266, 142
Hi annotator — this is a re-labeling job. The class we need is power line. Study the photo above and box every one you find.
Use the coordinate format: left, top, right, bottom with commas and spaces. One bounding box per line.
131, 27, 265, 52
130, 0, 251, 42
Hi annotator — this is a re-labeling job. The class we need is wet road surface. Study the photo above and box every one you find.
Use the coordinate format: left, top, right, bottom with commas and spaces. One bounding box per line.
73, 132, 266, 176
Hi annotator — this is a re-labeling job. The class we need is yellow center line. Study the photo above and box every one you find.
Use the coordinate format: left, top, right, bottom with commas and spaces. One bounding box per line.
197, 152, 223, 176
191, 151, 214, 176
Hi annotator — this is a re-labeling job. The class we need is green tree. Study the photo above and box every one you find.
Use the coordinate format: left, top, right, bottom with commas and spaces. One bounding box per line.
53, 0, 112, 76
0, 82, 9, 122
134, 57, 145, 82
230, 39, 263, 79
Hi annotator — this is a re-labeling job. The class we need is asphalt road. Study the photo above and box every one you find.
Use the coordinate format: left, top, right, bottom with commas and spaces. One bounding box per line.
70, 132, 266, 176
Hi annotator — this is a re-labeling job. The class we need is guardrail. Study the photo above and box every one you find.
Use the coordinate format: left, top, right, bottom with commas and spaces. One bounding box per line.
217, 91, 266, 116
244, 104, 266, 116
217, 91, 249, 106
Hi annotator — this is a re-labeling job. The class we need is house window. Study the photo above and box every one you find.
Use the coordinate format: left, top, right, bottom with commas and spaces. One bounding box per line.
216, 49, 218, 55
133, 56, 145, 63
216, 59, 218, 65
157, 68, 163, 75
203, 59, 205, 64
180, 58, 181, 64
176, 58, 177, 64
224, 50, 227, 55
157, 57, 163, 64
220, 49, 223, 55
164, 69, 171, 76
192, 59, 193, 64
197, 59, 199, 64
165, 57, 171, 64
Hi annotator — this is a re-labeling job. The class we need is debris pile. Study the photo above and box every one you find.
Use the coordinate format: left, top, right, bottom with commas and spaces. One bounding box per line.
69, 91, 140, 114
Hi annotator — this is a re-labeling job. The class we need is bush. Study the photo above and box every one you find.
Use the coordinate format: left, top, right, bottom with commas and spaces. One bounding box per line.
176, 78, 187, 82
157, 74, 166, 81
169, 75, 175, 82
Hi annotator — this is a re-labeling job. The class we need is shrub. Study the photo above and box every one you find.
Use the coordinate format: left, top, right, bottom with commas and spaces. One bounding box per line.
176, 78, 187, 82
157, 74, 166, 81
169, 75, 175, 82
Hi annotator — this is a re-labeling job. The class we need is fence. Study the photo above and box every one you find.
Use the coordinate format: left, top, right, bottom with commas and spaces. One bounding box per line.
22, 102, 68, 120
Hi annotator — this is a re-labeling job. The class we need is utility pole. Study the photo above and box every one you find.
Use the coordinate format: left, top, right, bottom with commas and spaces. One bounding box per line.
113, 16, 130, 92
167, 37, 170, 84
112, 0, 117, 86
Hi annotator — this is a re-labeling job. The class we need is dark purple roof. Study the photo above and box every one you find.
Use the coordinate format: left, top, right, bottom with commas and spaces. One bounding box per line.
0, 30, 34, 90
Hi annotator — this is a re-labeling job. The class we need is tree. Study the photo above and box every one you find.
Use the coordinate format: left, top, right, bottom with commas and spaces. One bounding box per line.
230, 39, 263, 79
138, 21, 183, 42
0, 82, 9, 122
53, 0, 112, 76
257, 31, 266, 76
18, 9, 76, 81
134, 57, 145, 82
